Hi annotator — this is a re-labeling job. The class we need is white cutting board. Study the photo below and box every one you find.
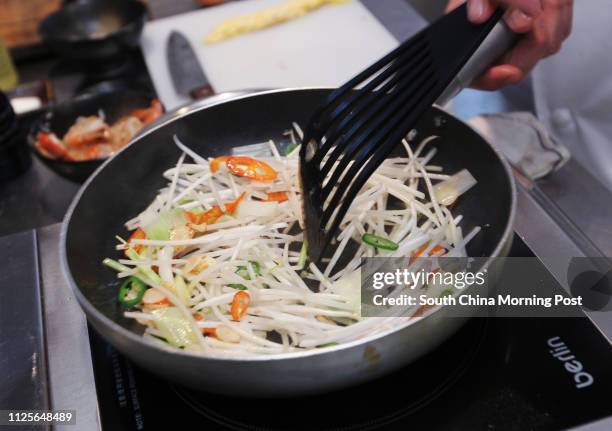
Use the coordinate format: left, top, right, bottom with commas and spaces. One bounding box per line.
141, 0, 399, 109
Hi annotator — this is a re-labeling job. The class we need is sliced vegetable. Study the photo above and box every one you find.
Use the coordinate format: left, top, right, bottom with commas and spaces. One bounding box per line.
194, 193, 245, 225
433, 169, 477, 206
410, 242, 446, 264
169, 225, 194, 255
199, 206, 224, 225
103, 258, 130, 273
430, 245, 446, 256
317, 342, 339, 348
231, 291, 250, 321
185, 211, 199, 223
362, 233, 399, 251
297, 241, 308, 269
183, 254, 211, 275
226, 156, 277, 182
174, 275, 191, 303
315, 315, 336, 325
126, 248, 162, 284
111, 123, 484, 355
224, 192, 246, 214
126, 228, 146, 256
158, 246, 174, 284
235, 261, 261, 280
235, 200, 283, 219
118, 277, 146, 308
209, 156, 229, 173
144, 209, 187, 241
202, 327, 217, 337
216, 325, 240, 343
152, 307, 197, 348
284, 142, 299, 156
330, 270, 361, 314
216, 214, 235, 224
265, 191, 289, 203
183, 343, 204, 353
411, 243, 428, 261
143, 288, 169, 306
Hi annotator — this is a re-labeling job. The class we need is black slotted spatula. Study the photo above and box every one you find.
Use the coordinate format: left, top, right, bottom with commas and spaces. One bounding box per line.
299, 3, 517, 263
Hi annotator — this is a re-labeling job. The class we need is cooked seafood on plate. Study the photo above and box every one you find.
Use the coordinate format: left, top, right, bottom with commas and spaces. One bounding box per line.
35, 99, 162, 161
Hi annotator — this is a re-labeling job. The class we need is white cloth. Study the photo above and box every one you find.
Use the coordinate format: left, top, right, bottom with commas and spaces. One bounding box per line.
469, 112, 570, 179
530, 0, 612, 188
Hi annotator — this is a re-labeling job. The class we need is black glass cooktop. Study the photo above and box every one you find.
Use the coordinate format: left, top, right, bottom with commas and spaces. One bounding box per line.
88, 238, 612, 431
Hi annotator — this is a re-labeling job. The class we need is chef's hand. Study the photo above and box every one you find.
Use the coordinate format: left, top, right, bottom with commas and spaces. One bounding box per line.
445, 0, 573, 90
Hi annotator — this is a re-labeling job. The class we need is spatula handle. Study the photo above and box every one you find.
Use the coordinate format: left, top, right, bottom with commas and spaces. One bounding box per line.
437, 19, 519, 105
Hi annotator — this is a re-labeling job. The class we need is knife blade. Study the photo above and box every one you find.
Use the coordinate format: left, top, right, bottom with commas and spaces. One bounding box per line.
166, 31, 214, 100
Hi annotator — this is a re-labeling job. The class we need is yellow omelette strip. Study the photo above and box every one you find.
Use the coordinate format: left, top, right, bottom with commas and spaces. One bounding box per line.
203, 0, 351, 44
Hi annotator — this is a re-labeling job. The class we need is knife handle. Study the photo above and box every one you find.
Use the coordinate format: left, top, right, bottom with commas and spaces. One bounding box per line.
190, 84, 215, 100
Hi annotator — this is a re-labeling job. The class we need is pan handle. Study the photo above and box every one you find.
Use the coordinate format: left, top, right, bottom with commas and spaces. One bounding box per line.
437, 19, 519, 106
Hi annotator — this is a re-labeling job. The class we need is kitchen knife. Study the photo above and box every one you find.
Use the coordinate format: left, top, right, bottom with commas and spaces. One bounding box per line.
166, 31, 214, 100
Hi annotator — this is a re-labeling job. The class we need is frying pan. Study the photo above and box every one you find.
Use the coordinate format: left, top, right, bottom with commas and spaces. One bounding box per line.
39, 0, 147, 63
60, 88, 515, 397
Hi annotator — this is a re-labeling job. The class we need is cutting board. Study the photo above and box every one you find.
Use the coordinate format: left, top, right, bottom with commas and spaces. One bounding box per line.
141, 0, 399, 109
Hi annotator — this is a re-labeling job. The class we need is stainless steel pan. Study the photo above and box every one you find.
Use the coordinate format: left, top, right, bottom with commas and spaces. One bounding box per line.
60, 88, 516, 397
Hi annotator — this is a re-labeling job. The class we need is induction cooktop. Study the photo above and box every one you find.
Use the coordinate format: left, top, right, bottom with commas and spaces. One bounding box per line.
87, 238, 612, 431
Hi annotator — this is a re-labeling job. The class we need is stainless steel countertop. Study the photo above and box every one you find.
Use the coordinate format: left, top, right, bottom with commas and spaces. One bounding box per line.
0, 230, 49, 428
39, 224, 100, 431
452, 88, 612, 257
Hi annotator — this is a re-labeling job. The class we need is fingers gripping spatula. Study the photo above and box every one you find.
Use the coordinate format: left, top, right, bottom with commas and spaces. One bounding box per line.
298, 3, 517, 263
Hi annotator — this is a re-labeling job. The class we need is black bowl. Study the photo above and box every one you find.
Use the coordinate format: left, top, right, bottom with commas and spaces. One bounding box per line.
39, 0, 147, 63
28, 87, 157, 183
1, 92, 32, 182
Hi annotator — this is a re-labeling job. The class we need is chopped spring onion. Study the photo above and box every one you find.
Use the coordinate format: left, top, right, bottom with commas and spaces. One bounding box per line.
362, 233, 399, 251
235, 261, 261, 280
284, 142, 299, 156
126, 248, 162, 284
298, 241, 308, 269
228, 283, 248, 291
103, 258, 130, 273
